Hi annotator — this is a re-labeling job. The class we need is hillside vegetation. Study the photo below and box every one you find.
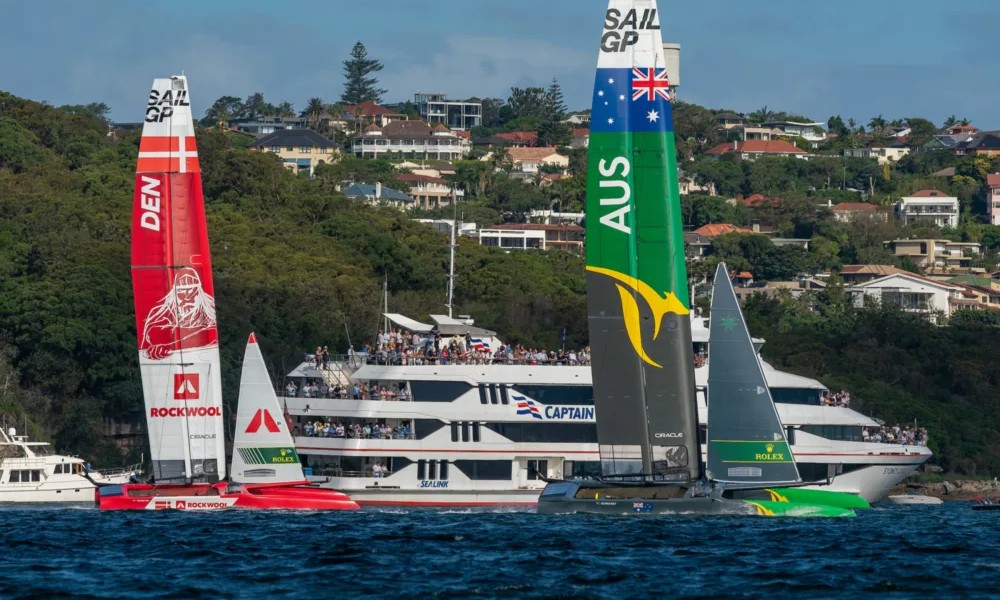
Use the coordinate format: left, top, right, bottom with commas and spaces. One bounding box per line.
0, 92, 997, 476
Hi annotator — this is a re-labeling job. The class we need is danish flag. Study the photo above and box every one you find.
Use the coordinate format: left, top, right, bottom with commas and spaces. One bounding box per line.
173, 373, 199, 400
246, 409, 281, 434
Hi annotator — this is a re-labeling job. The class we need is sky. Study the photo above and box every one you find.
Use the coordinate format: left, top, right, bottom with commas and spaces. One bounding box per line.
2, 0, 998, 128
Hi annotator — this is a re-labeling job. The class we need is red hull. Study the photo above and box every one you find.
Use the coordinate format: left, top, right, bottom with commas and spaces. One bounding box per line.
98, 482, 359, 511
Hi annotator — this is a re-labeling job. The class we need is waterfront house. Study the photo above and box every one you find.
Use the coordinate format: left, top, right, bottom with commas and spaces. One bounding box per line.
414, 93, 482, 130
504, 147, 570, 175
885, 239, 982, 273
343, 182, 413, 209
895, 190, 959, 228
843, 142, 911, 165
248, 129, 338, 176
352, 120, 471, 161
705, 139, 811, 161
847, 273, 964, 323
478, 223, 584, 253
831, 202, 888, 223
956, 131, 1000, 157
396, 173, 464, 210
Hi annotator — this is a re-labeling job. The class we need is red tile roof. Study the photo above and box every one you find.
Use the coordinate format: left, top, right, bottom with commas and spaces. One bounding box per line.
693, 223, 753, 237
495, 131, 539, 146
743, 193, 781, 208
908, 189, 952, 198
397, 173, 448, 185
706, 139, 810, 156
506, 146, 566, 162
987, 173, 1000, 187
343, 101, 399, 117
832, 202, 879, 212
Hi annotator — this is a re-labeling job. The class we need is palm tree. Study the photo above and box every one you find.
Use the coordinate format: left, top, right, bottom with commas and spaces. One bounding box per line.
868, 114, 887, 136
304, 97, 325, 129
847, 118, 858, 133
748, 105, 775, 125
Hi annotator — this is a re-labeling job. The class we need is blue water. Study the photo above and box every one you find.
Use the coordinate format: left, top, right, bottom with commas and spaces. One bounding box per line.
1, 503, 997, 599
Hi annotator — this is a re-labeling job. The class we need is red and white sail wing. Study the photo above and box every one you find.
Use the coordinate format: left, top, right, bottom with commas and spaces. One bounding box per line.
131, 75, 226, 482
231, 333, 307, 484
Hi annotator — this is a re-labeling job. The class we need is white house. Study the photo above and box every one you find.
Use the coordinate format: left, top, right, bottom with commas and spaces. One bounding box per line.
896, 190, 960, 228
843, 143, 911, 165
502, 147, 570, 175
847, 272, 964, 323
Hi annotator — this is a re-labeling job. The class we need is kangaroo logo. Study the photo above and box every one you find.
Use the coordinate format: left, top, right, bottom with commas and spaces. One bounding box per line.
586, 265, 689, 368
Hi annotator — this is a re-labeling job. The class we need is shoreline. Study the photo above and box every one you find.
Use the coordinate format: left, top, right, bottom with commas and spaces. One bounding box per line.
889, 479, 1000, 502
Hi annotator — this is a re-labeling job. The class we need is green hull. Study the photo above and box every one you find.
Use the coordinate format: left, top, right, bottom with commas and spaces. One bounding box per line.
746, 500, 856, 518
765, 488, 870, 510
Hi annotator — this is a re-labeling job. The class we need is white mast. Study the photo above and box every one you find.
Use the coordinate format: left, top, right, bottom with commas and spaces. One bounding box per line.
446, 191, 458, 318
383, 274, 389, 332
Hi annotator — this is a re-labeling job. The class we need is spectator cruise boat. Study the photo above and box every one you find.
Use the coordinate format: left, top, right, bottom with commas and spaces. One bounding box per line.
282, 313, 932, 507
0, 426, 140, 502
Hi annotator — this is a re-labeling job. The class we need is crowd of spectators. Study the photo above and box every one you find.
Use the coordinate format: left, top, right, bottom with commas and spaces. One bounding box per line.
863, 424, 928, 446
297, 420, 411, 440
285, 380, 408, 401
355, 329, 591, 367
821, 390, 851, 407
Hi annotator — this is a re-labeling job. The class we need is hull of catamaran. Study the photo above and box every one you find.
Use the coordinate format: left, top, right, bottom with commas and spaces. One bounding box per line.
97, 482, 359, 511
536, 481, 856, 517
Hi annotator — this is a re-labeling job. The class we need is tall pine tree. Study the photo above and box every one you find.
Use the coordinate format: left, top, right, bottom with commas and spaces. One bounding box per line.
341, 41, 387, 105
538, 78, 570, 147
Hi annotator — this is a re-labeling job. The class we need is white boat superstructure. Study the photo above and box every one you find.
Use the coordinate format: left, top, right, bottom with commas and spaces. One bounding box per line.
282, 314, 931, 506
0, 427, 140, 502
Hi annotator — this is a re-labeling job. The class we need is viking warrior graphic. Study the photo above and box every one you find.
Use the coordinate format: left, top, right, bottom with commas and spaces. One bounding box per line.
140, 267, 218, 359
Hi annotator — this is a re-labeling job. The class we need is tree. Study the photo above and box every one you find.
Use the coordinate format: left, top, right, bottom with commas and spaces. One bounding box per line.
827, 115, 847, 137
59, 102, 111, 125
905, 117, 937, 147
748, 106, 775, 124
341, 41, 387, 105
501, 87, 548, 124
203, 95, 246, 126
244, 92, 268, 118
303, 97, 325, 129
868, 114, 887, 136
543, 79, 567, 120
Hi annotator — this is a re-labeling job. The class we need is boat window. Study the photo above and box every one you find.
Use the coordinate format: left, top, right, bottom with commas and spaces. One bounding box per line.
412, 419, 446, 440
427, 460, 437, 480
409, 381, 471, 402
461, 423, 470, 442
453, 460, 512, 481
417, 460, 426, 480
499, 385, 510, 405
786, 427, 796, 445
9, 470, 18, 483
771, 388, 823, 405
439, 461, 449, 480
478, 385, 488, 405
484, 422, 598, 444
472, 423, 481, 442
489, 384, 500, 405
800, 425, 864, 442
450, 423, 459, 442
564, 460, 601, 478
511, 385, 593, 406
527, 459, 548, 480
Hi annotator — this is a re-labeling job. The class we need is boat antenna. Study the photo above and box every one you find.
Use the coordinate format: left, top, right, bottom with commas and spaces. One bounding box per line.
383, 274, 389, 332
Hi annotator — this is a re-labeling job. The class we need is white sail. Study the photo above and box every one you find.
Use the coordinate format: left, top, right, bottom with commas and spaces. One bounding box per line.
231, 333, 307, 484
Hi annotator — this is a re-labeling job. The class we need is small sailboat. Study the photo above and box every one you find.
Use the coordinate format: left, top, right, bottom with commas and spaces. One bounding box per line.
536, 1, 861, 516
226, 333, 358, 508
98, 75, 356, 510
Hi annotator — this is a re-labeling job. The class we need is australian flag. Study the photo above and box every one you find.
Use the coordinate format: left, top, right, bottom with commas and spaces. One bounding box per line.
590, 67, 674, 134
514, 395, 543, 420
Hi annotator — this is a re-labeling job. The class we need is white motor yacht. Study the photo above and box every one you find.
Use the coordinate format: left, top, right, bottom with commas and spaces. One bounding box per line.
0, 427, 141, 502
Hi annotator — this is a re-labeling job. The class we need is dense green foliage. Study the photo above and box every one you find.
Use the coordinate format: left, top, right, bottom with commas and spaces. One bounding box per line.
340, 41, 387, 105
1, 91, 998, 476
0, 93, 583, 466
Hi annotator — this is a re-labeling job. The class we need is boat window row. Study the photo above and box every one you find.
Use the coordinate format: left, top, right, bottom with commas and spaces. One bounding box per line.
510, 385, 593, 406
799, 425, 866, 442
479, 384, 510, 405
485, 422, 598, 444
451, 422, 482, 443
6, 469, 42, 483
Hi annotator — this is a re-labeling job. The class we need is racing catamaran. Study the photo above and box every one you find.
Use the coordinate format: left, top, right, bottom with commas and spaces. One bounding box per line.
536, 0, 863, 516
98, 75, 356, 510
